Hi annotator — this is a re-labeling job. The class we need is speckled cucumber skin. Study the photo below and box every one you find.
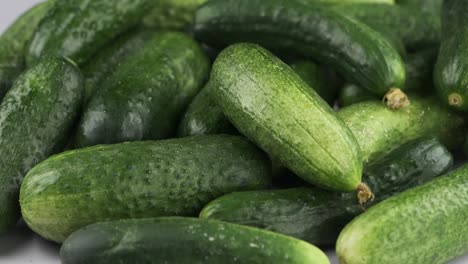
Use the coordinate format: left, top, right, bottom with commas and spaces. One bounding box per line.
60, 217, 330, 264
210, 43, 362, 192
0, 2, 53, 100
337, 97, 465, 163
200, 138, 453, 245
76, 32, 209, 147
0, 57, 83, 234
194, 0, 405, 96
337, 163, 468, 264
20, 135, 272, 242
142, 0, 207, 30
27, 0, 155, 66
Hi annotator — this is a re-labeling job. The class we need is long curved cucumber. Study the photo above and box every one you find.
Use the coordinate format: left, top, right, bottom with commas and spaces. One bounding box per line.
76, 32, 209, 147
20, 135, 272, 242
337, 163, 468, 264
0, 57, 83, 234
194, 0, 406, 102
27, 0, 155, 66
210, 43, 363, 193
60, 217, 330, 264
200, 138, 453, 245
337, 97, 465, 163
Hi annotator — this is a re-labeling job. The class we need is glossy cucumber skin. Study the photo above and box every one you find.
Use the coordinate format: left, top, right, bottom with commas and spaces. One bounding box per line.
60, 217, 330, 264
0, 57, 83, 234
142, 0, 207, 30
0, 2, 53, 100
211, 43, 362, 192
337, 97, 465, 163
20, 135, 272, 242
200, 138, 453, 245
76, 32, 209, 147
337, 163, 468, 264
434, 0, 468, 112
27, 0, 155, 66
194, 0, 405, 96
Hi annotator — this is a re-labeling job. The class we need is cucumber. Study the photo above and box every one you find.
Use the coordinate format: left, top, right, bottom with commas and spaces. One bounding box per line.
434, 0, 468, 112
20, 135, 272, 242
194, 0, 406, 105
339, 84, 377, 107
337, 97, 465, 163
210, 43, 364, 193
60, 217, 330, 264
0, 57, 83, 234
397, 0, 443, 15
337, 163, 468, 264
0, 2, 53, 100
27, 0, 155, 66
200, 138, 453, 245
75, 32, 209, 148
81, 29, 155, 103
329, 3, 441, 50
142, 0, 207, 30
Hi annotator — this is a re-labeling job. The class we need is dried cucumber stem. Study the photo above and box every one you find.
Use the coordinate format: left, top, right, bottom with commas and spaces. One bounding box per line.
357, 182, 374, 210
383, 88, 410, 110
448, 93, 463, 107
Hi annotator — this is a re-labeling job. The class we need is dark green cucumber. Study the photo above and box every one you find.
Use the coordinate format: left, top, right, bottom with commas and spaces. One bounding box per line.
397, 0, 442, 15
0, 2, 53, 100
337, 97, 465, 163
0, 57, 83, 234
27, 0, 155, 66
60, 217, 330, 264
20, 135, 272, 242
76, 32, 209, 147
142, 0, 207, 30
194, 0, 406, 98
210, 43, 363, 192
434, 0, 468, 112
338, 84, 377, 107
201, 138, 453, 245
337, 163, 468, 264
81, 29, 155, 103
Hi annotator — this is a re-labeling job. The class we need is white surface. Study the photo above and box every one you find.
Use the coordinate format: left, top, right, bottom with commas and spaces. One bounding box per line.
0, 1, 468, 264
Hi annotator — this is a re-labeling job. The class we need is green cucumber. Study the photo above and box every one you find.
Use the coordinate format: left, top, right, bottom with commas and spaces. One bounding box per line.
397, 0, 443, 15
337, 97, 465, 163
434, 0, 468, 112
0, 1, 53, 100
338, 84, 377, 107
0, 57, 83, 234
20, 135, 272, 242
337, 163, 468, 264
76, 32, 209, 147
210, 43, 363, 193
200, 138, 453, 245
142, 0, 207, 30
27, 0, 155, 66
194, 0, 406, 104
60, 217, 330, 264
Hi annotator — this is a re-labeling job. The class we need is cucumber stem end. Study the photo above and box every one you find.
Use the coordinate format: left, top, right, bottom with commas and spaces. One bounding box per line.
383, 88, 410, 110
448, 93, 463, 107
357, 182, 374, 210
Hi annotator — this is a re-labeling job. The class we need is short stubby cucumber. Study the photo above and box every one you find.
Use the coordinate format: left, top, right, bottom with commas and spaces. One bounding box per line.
76, 32, 209, 147
200, 138, 453, 245
0, 57, 83, 234
434, 0, 468, 112
0, 2, 53, 99
27, 0, 155, 66
337, 163, 468, 264
60, 217, 330, 264
210, 43, 364, 193
20, 135, 272, 242
337, 97, 465, 163
194, 0, 406, 106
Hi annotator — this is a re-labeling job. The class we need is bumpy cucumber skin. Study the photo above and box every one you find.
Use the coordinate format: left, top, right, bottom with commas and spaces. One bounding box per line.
194, 0, 405, 96
60, 217, 330, 264
20, 135, 272, 242
434, 0, 468, 112
0, 2, 53, 100
200, 138, 453, 245
27, 0, 155, 66
143, 0, 207, 30
76, 32, 209, 147
337, 97, 465, 163
0, 57, 83, 234
337, 163, 468, 264
211, 43, 362, 192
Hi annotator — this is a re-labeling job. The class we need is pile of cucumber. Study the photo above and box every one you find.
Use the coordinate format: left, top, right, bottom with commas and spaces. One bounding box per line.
0, 0, 467, 263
